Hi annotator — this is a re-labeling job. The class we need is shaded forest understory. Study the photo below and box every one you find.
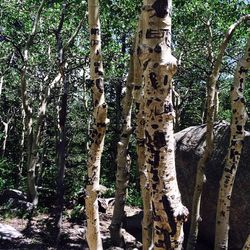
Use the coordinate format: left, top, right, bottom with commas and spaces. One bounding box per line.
1, 122, 249, 249
0, 207, 210, 250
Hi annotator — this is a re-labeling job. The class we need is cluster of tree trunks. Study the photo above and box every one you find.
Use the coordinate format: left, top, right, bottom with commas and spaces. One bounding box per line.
84, 1, 249, 250
2, 0, 248, 249
187, 14, 250, 250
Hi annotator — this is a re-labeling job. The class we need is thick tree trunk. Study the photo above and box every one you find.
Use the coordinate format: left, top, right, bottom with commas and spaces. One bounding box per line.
214, 36, 250, 250
85, 1, 107, 249
110, 53, 134, 246
138, 1, 188, 249
187, 15, 250, 250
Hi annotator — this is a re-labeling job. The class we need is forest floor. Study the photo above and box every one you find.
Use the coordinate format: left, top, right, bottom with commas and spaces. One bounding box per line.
0, 204, 212, 250
0, 205, 143, 249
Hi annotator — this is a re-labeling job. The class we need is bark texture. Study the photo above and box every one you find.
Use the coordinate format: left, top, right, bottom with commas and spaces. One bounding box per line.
134, 22, 153, 248
187, 15, 250, 250
85, 0, 107, 249
139, 1, 188, 248
110, 51, 134, 246
214, 36, 250, 250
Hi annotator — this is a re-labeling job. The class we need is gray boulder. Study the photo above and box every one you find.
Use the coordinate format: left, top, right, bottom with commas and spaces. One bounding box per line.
0, 223, 23, 240
175, 121, 250, 249
0, 189, 34, 212
0, 189, 26, 205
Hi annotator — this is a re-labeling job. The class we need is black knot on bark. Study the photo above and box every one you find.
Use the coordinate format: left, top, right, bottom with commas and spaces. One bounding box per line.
153, 131, 166, 148
149, 72, 158, 89
154, 44, 162, 53
152, 0, 169, 18
96, 79, 104, 93
164, 103, 173, 114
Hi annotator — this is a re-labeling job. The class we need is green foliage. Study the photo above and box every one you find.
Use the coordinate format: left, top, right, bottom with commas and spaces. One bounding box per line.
127, 183, 142, 208
0, 158, 15, 190
0, 0, 249, 215
68, 204, 85, 222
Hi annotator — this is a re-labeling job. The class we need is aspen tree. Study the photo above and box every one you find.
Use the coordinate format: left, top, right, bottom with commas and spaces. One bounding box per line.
20, 0, 46, 206
134, 17, 153, 249
214, 36, 250, 250
187, 15, 250, 250
85, 0, 108, 249
138, 1, 188, 248
110, 47, 134, 246
53, 3, 83, 243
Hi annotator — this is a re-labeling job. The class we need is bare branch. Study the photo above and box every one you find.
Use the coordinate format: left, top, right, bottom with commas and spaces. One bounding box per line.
212, 14, 250, 80
63, 19, 84, 51
26, 0, 46, 49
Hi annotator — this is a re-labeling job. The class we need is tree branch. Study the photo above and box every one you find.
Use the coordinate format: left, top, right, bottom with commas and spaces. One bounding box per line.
212, 14, 250, 80
63, 19, 84, 52
26, 0, 46, 50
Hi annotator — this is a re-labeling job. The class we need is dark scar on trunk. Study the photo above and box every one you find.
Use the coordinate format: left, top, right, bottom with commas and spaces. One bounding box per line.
152, 0, 169, 18
149, 72, 158, 89
162, 195, 176, 236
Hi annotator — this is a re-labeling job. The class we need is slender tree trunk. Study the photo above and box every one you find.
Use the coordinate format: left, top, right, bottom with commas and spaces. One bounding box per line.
0, 76, 3, 97
109, 49, 134, 247
1, 118, 12, 157
139, 1, 188, 249
214, 36, 250, 250
187, 15, 250, 250
85, 0, 108, 249
172, 85, 181, 132
18, 0, 46, 206
135, 86, 153, 249
17, 107, 26, 188
53, 4, 83, 243
54, 9, 68, 242
55, 74, 68, 246
133, 18, 153, 248
26, 127, 39, 206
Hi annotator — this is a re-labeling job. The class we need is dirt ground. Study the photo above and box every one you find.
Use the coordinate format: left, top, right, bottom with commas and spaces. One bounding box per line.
0, 206, 142, 250
0, 204, 212, 250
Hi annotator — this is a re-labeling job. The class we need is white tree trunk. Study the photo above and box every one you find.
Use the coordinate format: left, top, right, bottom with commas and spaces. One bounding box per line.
139, 1, 188, 248
187, 15, 250, 250
85, 0, 107, 249
214, 36, 250, 250
133, 17, 153, 248
110, 50, 134, 246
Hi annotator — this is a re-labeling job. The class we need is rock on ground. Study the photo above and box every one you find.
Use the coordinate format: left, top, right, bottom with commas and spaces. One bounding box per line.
175, 121, 250, 249
0, 223, 23, 240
